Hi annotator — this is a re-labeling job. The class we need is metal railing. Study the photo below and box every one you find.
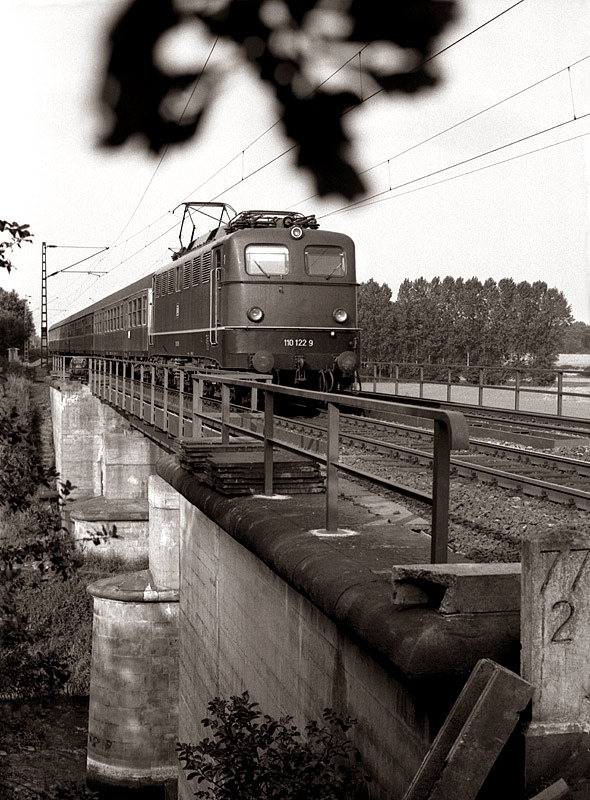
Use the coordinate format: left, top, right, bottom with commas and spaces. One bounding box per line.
361, 361, 590, 417
83, 357, 470, 563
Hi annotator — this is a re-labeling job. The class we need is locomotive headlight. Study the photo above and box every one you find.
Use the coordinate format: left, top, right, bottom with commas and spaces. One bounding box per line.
332, 308, 348, 323
290, 226, 303, 239
247, 306, 264, 322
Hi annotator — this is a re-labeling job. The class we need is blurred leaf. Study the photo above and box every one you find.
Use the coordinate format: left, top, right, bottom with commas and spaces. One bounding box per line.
100, 0, 455, 198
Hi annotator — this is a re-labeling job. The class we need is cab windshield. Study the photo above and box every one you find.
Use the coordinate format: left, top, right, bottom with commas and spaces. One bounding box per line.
304, 245, 346, 277
245, 245, 289, 276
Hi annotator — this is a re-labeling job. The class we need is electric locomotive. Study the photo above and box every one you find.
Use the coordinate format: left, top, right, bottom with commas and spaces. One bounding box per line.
48, 202, 360, 391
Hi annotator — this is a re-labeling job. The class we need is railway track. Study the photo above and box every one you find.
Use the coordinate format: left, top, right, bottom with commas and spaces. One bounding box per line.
276, 405, 590, 511
94, 373, 590, 562
115, 378, 590, 510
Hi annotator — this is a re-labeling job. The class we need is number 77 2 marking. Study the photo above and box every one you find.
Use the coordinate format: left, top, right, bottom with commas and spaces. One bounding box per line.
539, 547, 590, 594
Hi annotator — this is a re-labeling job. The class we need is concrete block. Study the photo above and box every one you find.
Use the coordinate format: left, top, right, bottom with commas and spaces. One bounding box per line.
521, 527, 590, 795
70, 496, 149, 565
51, 384, 103, 498
391, 563, 521, 613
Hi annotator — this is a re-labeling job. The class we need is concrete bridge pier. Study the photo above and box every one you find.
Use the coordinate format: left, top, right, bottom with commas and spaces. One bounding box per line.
51, 380, 182, 795
86, 475, 181, 797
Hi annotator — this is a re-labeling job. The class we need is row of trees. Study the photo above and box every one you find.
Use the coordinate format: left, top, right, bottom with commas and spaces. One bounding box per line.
358, 276, 574, 369
559, 320, 590, 353
0, 288, 35, 361
0, 220, 35, 362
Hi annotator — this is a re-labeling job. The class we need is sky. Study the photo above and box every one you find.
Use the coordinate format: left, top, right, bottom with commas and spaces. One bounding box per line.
2, 0, 590, 335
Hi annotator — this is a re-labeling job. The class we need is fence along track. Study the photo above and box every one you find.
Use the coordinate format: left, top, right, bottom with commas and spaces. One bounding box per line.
91, 356, 590, 512
84, 356, 470, 564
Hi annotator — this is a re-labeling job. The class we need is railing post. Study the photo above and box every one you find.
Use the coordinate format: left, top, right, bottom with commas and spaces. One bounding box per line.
115, 360, 120, 407
394, 364, 399, 395
419, 366, 424, 399
139, 364, 145, 420
122, 361, 127, 412
163, 367, 169, 432
325, 401, 340, 533
108, 360, 113, 404
515, 370, 521, 411
478, 367, 484, 406
431, 419, 450, 563
251, 384, 258, 412
372, 364, 377, 393
557, 371, 564, 416
264, 389, 274, 495
446, 367, 452, 402
221, 383, 230, 444
192, 378, 203, 438
150, 365, 156, 425
178, 369, 185, 438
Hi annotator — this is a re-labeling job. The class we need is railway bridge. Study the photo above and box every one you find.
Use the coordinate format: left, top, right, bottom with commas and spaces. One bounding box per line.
49, 371, 590, 800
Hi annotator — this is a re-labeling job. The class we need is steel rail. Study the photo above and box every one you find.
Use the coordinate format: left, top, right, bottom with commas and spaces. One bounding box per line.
339, 410, 590, 476
348, 388, 590, 434
335, 428, 590, 511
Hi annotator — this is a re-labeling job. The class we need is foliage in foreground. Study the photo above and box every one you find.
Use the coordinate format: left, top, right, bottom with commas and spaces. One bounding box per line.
177, 692, 369, 799
0, 219, 33, 272
100, 0, 455, 199
0, 376, 123, 699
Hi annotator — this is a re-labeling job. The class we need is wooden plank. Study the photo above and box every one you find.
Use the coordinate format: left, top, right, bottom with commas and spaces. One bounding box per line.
528, 779, 569, 800
403, 659, 533, 800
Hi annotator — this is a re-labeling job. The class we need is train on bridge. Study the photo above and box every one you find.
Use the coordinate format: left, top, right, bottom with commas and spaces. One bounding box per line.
48, 203, 360, 392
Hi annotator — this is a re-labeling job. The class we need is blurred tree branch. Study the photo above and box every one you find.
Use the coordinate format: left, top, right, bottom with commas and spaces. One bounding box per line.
99, 0, 455, 199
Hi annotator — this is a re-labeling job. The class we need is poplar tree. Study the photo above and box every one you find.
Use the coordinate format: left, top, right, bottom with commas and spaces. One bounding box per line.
359, 277, 572, 372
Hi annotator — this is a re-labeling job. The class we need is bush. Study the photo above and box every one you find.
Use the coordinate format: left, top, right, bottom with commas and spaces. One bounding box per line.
0, 375, 121, 699
177, 692, 369, 799
6, 361, 35, 379
0, 375, 56, 511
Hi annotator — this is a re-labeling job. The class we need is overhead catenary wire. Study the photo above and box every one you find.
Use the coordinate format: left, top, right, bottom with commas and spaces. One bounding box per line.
181, 1, 531, 210
320, 123, 590, 222
104, 36, 221, 253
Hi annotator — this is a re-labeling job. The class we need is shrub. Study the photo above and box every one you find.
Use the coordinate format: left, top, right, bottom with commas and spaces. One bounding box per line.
177, 692, 369, 799
0, 376, 120, 698
0, 375, 57, 511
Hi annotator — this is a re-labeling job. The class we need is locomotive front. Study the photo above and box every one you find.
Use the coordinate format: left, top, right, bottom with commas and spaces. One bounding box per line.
220, 212, 360, 391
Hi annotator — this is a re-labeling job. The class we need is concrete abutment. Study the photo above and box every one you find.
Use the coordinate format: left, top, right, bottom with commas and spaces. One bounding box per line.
51, 382, 158, 563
